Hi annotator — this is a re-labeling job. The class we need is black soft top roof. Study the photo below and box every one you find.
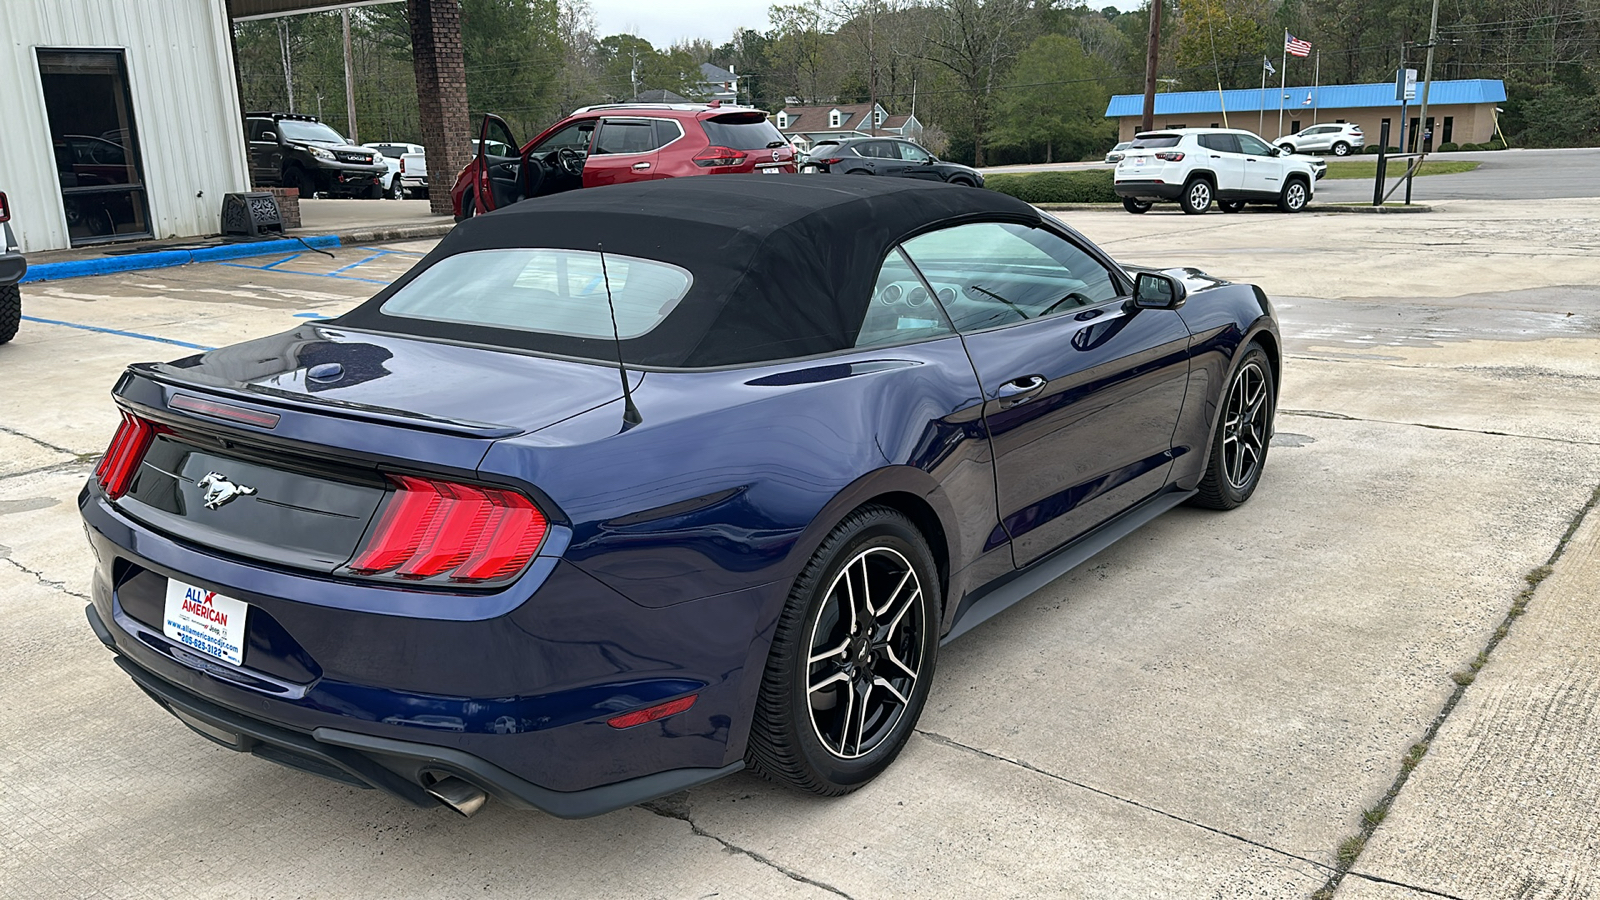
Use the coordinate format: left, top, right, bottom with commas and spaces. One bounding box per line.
335, 175, 1040, 368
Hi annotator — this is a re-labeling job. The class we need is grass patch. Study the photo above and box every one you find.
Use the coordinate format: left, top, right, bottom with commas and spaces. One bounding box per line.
1336, 834, 1367, 866
985, 170, 1118, 204
1322, 160, 1480, 180
1401, 741, 1429, 772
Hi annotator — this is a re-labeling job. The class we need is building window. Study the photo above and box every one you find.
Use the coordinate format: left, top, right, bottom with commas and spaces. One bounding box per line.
874, 108, 884, 126
1210, 122, 1219, 128
1336, 119, 1346, 124
1443, 116, 1454, 143
777, 113, 787, 129
829, 109, 841, 128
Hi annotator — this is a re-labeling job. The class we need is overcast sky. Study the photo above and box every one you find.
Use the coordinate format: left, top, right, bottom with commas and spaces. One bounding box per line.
589, 2, 1145, 49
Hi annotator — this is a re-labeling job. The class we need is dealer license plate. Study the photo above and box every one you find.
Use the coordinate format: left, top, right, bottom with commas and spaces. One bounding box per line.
163, 578, 248, 666
761, 165, 786, 174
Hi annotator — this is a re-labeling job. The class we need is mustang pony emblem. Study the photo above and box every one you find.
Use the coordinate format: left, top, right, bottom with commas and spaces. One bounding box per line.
196, 472, 256, 510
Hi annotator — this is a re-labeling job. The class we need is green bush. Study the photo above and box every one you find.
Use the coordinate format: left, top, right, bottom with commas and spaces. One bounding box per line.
1362, 144, 1381, 154
1437, 141, 1459, 152
984, 170, 1118, 204
1458, 142, 1481, 151
1483, 138, 1507, 150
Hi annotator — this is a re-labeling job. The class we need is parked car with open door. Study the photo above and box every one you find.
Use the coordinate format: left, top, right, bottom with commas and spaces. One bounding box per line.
452, 103, 798, 219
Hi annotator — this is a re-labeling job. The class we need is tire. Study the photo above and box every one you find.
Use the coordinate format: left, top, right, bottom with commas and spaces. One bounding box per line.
1192, 343, 1275, 510
1179, 177, 1213, 215
747, 505, 941, 795
1279, 143, 1296, 154
1332, 141, 1351, 157
1122, 197, 1152, 214
1220, 200, 1246, 213
287, 166, 317, 199
454, 190, 476, 223
949, 177, 975, 187
387, 176, 405, 200
0, 283, 20, 345
364, 181, 384, 200
1277, 177, 1309, 213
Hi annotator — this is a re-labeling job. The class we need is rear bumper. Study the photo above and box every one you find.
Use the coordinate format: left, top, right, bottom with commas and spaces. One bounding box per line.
90, 605, 741, 817
1115, 180, 1183, 201
0, 250, 24, 286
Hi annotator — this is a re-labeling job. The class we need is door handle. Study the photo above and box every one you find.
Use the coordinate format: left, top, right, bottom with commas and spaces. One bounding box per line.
632, 162, 651, 170
995, 375, 1046, 409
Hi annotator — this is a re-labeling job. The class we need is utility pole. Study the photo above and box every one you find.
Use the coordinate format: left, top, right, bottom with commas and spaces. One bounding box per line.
342, 8, 358, 142
1141, 0, 1162, 133
1415, 0, 1441, 155
278, 18, 295, 112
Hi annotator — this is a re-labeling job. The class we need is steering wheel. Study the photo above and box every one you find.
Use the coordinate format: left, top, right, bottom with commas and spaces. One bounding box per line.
555, 146, 584, 176
1038, 292, 1095, 318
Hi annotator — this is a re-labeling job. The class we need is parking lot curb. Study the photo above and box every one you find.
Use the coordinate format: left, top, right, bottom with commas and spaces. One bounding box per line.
1312, 203, 1434, 213
334, 221, 456, 245
21, 234, 343, 284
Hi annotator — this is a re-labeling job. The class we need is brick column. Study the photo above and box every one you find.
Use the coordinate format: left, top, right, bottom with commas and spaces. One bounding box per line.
409, 0, 471, 217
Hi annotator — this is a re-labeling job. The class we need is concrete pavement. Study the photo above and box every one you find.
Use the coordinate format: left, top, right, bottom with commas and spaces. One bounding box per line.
3, 202, 1600, 898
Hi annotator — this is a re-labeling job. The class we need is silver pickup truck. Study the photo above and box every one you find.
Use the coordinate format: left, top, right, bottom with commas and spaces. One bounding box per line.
1, 191, 24, 345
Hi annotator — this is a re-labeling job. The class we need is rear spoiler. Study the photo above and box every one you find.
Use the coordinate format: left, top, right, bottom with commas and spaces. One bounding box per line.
126, 362, 523, 439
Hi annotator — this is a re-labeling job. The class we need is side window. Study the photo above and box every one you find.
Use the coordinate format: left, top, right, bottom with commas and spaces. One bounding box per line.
860, 141, 894, 159
652, 119, 682, 149
593, 120, 654, 155
855, 247, 954, 348
1236, 134, 1273, 156
534, 121, 594, 154
900, 222, 1123, 333
897, 142, 931, 162
247, 119, 272, 141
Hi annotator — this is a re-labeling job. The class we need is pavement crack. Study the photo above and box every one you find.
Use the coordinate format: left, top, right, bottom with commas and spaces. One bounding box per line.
915, 729, 1335, 876
1280, 408, 1600, 447
1343, 870, 1470, 900
0, 556, 89, 601
1312, 479, 1600, 898
0, 423, 80, 457
1, 457, 99, 481
641, 798, 857, 899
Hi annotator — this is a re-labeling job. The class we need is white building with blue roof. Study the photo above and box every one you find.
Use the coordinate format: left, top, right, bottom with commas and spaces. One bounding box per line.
1106, 79, 1507, 149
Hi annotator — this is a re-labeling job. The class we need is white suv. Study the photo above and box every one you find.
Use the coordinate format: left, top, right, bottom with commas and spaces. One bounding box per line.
1276, 123, 1364, 156
1114, 128, 1323, 215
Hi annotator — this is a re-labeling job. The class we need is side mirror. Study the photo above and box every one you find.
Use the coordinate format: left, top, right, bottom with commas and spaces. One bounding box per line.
1133, 271, 1187, 310
260, 131, 277, 142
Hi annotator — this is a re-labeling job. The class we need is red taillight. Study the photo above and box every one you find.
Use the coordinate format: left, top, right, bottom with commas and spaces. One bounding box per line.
0, 191, 9, 223
399, 158, 406, 174
694, 146, 747, 168
819, 157, 844, 165
1155, 151, 1185, 162
607, 694, 698, 729
347, 475, 547, 584
94, 412, 164, 500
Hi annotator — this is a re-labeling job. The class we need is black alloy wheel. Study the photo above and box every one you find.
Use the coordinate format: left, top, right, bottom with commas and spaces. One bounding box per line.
0, 284, 20, 345
1193, 343, 1274, 510
1278, 178, 1309, 213
1122, 198, 1152, 214
747, 506, 940, 794
1180, 178, 1213, 215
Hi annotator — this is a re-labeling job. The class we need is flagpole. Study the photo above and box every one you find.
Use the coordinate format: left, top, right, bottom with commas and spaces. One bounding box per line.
1259, 60, 1267, 135
1277, 29, 1288, 139
1312, 50, 1320, 124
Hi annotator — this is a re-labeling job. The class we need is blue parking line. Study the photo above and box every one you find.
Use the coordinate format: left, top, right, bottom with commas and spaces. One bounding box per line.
214, 261, 392, 285
331, 251, 384, 274
21, 315, 216, 350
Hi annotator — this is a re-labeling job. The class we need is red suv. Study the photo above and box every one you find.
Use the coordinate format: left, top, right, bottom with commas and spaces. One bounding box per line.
452, 104, 798, 218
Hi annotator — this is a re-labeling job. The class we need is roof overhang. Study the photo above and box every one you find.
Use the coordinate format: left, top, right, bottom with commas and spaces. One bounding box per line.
230, 0, 403, 22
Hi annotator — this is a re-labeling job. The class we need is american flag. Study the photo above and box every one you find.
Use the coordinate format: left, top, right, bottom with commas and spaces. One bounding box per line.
1285, 33, 1312, 57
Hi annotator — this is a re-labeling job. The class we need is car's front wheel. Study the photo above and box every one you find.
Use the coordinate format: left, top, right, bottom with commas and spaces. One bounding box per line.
1193, 343, 1275, 510
1279, 143, 1296, 154
1180, 178, 1213, 214
747, 506, 940, 794
1278, 177, 1309, 213
287, 166, 317, 199
1332, 141, 1352, 156
1122, 198, 1152, 214
0, 283, 20, 345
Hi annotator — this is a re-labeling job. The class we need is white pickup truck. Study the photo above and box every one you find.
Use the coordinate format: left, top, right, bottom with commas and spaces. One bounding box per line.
398, 146, 428, 198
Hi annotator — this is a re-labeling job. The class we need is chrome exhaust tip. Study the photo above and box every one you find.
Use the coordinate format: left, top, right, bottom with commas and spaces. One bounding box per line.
426, 776, 487, 817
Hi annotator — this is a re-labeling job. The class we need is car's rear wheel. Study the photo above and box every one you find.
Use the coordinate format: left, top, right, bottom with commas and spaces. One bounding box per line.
1220, 200, 1246, 213
1332, 141, 1352, 156
1193, 343, 1274, 510
747, 506, 940, 795
1278, 177, 1309, 213
1180, 178, 1213, 215
0, 283, 20, 345
455, 190, 476, 223
949, 177, 975, 187
1122, 198, 1152, 214
388, 176, 405, 200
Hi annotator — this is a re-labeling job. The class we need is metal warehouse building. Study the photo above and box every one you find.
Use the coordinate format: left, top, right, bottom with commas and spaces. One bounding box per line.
1106, 79, 1508, 149
0, 1, 252, 253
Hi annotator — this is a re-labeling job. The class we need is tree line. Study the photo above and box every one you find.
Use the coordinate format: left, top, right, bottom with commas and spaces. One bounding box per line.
232, 0, 1600, 169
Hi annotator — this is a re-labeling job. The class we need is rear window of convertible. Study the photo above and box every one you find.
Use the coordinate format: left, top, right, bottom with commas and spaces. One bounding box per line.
378, 249, 692, 340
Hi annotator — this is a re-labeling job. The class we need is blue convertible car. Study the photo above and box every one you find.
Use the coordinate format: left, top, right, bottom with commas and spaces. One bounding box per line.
81, 176, 1278, 817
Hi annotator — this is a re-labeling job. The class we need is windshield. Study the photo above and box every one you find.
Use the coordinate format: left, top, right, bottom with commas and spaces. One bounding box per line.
702, 114, 787, 151
278, 120, 348, 144
379, 249, 692, 340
